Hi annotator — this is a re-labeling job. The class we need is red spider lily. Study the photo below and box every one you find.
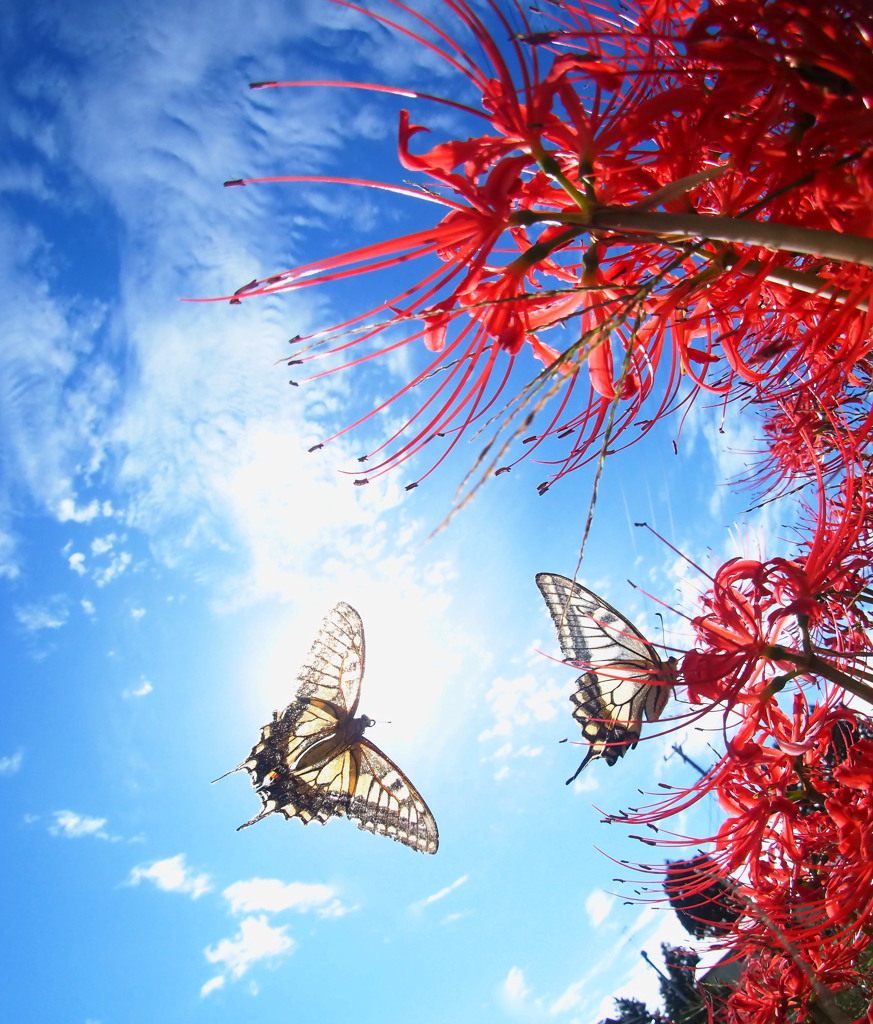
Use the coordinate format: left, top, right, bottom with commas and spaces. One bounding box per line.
681, 458, 873, 708
636, 699, 873, 1021
208, 0, 873, 491
681, 557, 793, 706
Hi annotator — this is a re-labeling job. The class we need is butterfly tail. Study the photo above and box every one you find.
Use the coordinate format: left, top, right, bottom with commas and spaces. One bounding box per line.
237, 806, 273, 831
565, 747, 599, 785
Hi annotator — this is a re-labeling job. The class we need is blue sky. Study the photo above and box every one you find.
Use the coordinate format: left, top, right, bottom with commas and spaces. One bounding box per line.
1, 1, 775, 1021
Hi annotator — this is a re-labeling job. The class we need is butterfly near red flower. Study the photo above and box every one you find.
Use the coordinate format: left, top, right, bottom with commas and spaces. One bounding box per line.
536, 573, 677, 782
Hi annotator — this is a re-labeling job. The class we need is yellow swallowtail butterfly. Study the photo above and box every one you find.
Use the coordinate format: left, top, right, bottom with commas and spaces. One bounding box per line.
536, 573, 676, 783
215, 602, 439, 854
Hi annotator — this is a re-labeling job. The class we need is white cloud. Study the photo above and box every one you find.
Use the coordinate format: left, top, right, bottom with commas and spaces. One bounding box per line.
478, 668, 567, 744
0, 751, 23, 775
503, 966, 529, 1004
15, 597, 69, 632
0, 525, 21, 580
56, 497, 104, 523
411, 874, 468, 910
67, 551, 86, 574
203, 915, 295, 991
93, 550, 131, 587
200, 976, 225, 998
483, 742, 543, 762
222, 879, 341, 916
49, 810, 110, 839
0, 0, 458, 604
548, 904, 690, 1020
122, 677, 153, 699
130, 606, 146, 619
585, 890, 615, 928
90, 534, 115, 555
0, 213, 115, 524
81, 598, 95, 615
128, 854, 212, 898
550, 978, 585, 1015
316, 899, 354, 919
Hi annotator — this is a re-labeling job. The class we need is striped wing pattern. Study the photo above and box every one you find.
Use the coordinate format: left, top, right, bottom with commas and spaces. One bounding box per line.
219, 602, 438, 854
535, 573, 674, 781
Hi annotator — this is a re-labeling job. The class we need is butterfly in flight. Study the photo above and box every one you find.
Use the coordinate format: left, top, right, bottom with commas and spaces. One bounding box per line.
535, 573, 677, 783
215, 602, 439, 854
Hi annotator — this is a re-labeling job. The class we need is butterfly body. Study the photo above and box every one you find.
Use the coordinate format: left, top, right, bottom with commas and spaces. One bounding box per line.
536, 573, 676, 782
217, 602, 439, 853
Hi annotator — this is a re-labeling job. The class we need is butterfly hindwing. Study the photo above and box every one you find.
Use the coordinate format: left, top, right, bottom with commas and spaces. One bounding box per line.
535, 573, 674, 779
346, 740, 439, 854
219, 601, 439, 853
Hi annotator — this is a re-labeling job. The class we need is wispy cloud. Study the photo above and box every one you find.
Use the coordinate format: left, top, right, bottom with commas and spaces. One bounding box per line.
15, 597, 69, 633
550, 977, 586, 1015
0, 0, 481, 628
128, 854, 212, 898
200, 976, 225, 998
548, 905, 683, 1019
0, 211, 116, 524
122, 677, 153, 699
49, 809, 111, 840
411, 874, 468, 911
0, 751, 23, 775
0, 524, 21, 580
202, 915, 295, 996
477, 665, 567, 745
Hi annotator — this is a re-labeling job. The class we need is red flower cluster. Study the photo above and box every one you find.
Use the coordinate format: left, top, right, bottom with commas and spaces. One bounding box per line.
213, 0, 873, 1016
215, 0, 873, 492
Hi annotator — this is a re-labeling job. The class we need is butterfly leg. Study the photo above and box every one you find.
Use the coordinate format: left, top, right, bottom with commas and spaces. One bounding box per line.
211, 763, 246, 784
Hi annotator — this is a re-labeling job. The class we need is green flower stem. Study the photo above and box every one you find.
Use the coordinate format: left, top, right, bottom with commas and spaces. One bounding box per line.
530, 144, 592, 216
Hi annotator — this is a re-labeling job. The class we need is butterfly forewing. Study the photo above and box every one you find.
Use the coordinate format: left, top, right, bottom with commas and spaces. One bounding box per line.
293, 600, 365, 715
220, 601, 439, 853
535, 573, 675, 779
536, 572, 658, 665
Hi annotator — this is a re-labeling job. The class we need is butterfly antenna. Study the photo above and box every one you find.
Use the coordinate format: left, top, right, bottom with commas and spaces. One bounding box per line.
211, 764, 245, 784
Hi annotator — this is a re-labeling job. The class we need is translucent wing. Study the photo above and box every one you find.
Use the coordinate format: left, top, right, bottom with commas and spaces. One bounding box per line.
216, 601, 439, 854
292, 600, 366, 716
535, 573, 675, 781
